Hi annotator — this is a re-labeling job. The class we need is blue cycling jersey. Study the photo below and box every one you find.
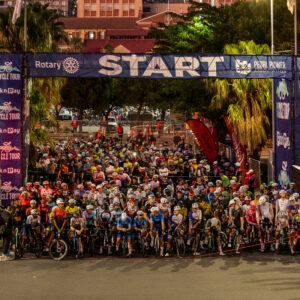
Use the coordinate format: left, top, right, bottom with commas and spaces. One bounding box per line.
150, 213, 164, 227
117, 216, 132, 229
84, 211, 96, 226
133, 217, 148, 229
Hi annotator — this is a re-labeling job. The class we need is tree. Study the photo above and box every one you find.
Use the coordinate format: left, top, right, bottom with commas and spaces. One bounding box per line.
208, 41, 272, 156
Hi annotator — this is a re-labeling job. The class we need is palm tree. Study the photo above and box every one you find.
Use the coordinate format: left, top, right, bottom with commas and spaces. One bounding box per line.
209, 40, 272, 156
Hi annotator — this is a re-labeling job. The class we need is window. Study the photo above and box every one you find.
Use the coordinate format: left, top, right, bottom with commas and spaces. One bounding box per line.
123, 10, 128, 16
123, 3, 128, 10
107, 3, 112, 10
84, 10, 90, 16
129, 9, 134, 16
91, 10, 96, 15
84, 0, 90, 3
62, 1, 66, 5
68, 33, 73, 39
91, 0, 96, 3
91, 4, 96, 10
89, 31, 95, 39
129, 3, 135, 9
100, 31, 105, 39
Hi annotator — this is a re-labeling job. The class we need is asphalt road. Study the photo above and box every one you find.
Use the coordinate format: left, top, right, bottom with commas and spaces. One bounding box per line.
0, 253, 300, 300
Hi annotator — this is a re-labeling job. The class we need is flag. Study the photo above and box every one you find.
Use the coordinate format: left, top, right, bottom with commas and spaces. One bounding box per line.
186, 119, 218, 162
287, 0, 295, 14
12, 0, 22, 25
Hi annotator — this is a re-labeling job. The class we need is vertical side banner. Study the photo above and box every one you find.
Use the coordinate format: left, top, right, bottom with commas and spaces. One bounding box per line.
274, 78, 292, 189
224, 116, 247, 178
0, 54, 23, 206
295, 59, 300, 166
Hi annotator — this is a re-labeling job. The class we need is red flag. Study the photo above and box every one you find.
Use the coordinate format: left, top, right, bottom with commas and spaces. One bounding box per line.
224, 116, 247, 177
199, 116, 218, 147
186, 119, 218, 162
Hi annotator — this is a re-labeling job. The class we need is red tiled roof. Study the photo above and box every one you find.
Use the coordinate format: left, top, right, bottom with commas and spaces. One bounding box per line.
106, 29, 149, 36
60, 17, 141, 30
84, 39, 155, 53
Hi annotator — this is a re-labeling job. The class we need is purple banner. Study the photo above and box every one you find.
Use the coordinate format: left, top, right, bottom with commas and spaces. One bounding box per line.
274, 78, 293, 189
294, 58, 300, 166
0, 54, 23, 206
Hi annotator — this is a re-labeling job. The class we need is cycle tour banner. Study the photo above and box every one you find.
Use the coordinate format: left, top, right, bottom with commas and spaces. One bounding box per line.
0, 54, 23, 206
274, 79, 293, 189
27, 53, 292, 79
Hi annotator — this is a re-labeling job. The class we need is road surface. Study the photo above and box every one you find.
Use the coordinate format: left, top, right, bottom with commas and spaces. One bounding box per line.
0, 253, 299, 300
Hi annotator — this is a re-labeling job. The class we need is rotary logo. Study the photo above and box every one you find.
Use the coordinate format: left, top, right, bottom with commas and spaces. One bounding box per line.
62, 57, 80, 74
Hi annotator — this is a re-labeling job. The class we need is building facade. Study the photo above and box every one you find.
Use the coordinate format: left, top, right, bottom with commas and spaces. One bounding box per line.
77, 0, 143, 17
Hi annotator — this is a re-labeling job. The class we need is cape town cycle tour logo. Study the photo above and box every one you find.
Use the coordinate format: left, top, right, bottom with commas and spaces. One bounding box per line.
0, 61, 20, 73
0, 102, 20, 114
1, 181, 19, 193
0, 142, 20, 153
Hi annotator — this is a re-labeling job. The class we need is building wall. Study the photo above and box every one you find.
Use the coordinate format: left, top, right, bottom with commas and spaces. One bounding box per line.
77, 0, 142, 17
142, 3, 190, 14
0, 0, 70, 16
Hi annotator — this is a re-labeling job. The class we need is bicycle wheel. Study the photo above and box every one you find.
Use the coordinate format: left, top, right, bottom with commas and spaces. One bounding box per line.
122, 236, 127, 256
49, 239, 68, 261
219, 232, 228, 249
176, 238, 186, 257
34, 240, 43, 258
154, 235, 160, 256
192, 234, 200, 255
140, 236, 146, 256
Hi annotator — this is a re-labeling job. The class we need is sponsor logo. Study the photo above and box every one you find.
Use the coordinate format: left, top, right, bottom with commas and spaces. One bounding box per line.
0, 88, 21, 95
276, 102, 290, 120
276, 79, 289, 100
0, 168, 21, 174
63, 57, 80, 74
0, 141, 20, 153
278, 161, 290, 189
277, 131, 290, 149
0, 101, 20, 114
0, 128, 21, 134
235, 59, 251, 75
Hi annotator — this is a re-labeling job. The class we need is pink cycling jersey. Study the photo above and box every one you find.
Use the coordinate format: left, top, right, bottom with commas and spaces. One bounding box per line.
246, 208, 257, 225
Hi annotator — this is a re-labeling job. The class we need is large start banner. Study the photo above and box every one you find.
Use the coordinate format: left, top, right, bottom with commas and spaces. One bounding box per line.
274, 79, 292, 189
0, 54, 23, 206
294, 58, 300, 166
28, 54, 292, 79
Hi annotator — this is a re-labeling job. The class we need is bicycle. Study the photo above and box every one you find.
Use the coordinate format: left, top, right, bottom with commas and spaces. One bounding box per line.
121, 231, 128, 256
69, 231, 81, 259
12, 226, 23, 258
277, 227, 288, 254
136, 230, 147, 256
191, 228, 202, 256
173, 229, 185, 257
49, 232, 68, 261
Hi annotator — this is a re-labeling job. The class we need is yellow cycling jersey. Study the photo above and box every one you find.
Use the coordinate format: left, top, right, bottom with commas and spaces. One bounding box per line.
65, 206, 80, 215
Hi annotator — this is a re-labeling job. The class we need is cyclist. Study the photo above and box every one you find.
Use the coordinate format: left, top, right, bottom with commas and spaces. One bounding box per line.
133, 210, 149, 250
165, 206, 184, 257
69, 213, 85, 256
205, 211, 225, 256
257, 196, 274, 252
229, 198, 244, 254
47, 198, 67, 250
149, 206, 165, 257
98, 203, 112, 255
26, 209, 42, 242
245, 201, 260, 244
116, 212, 133, 257
275, 211, 289, 251
187, 203, 202, 250
276, 190, 289, 216
66, 199, 82, 220
83, 205, 97, 236
290, 208, 300, 254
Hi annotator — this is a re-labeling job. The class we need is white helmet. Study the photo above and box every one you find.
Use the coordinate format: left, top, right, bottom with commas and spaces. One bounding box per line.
31, 209, 38, 215
192, 203, 198, 208
230, 180, 236, 185
174, 206, 181, 211
293, 193, 299, 199
68, 199, 76, 204
86, 205, 94, 210
259, 196, 266, 205
30, 200, 37, 205
160, 198, 167, 204
137, 210, 144, 216
121, 212, 127, 222
150, 206, 158, 213
229, 199, 235, 206
56, 198, 64, 205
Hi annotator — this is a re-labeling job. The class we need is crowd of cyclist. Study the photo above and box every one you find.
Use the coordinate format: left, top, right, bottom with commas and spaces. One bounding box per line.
1, 134, 300, 259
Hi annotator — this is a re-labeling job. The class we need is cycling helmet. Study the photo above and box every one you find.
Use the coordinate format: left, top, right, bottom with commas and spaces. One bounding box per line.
73, 213, 80, 218
272, 191, 279, 195
229, 199, 235, 206
137, 210, 144, 216
86, 205, 94, 210
293, 193, 299, 199
174, 206, 181, 211
31, 209, 38, 215
250, 201, 256, 208
148, 194, 155, 199
121, 212, 127, 222
150, 206, 158, 213
259, 196, 266, 205
96, 185, 102, 189
233, 197, 240, 202
30, 200, 37, 205
279, 189, 286, 195
208, 182, 214, 187
216, 180, 222, 185
56, 198, 64, 205
160, 198, 168, 204
113, 202, 120, 207
192, 203, 198, 208
245, 195, 251, 201
68, 199, 76, 204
